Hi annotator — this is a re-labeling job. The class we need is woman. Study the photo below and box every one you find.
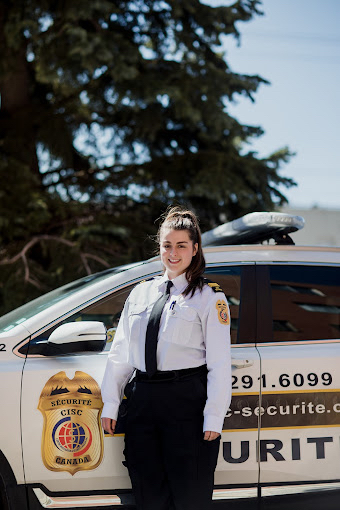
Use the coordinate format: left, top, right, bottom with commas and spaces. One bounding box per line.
101, 206, 231, 510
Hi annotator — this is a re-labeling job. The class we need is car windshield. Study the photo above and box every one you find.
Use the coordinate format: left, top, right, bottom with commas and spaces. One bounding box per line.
0, 261, 144, 334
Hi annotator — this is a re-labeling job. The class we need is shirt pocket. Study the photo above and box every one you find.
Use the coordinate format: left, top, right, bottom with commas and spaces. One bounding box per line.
169, 305, 201, 346
128, 303, 149, 342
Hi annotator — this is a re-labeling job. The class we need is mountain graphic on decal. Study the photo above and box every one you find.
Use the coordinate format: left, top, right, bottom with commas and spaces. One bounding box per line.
50, 386, 70, 396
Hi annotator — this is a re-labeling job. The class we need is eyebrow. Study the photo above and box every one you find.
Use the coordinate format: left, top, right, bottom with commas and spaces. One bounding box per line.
162, 240, 189, 244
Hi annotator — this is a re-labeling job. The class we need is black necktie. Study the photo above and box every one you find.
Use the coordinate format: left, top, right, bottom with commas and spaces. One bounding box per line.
145, 280, 173, 377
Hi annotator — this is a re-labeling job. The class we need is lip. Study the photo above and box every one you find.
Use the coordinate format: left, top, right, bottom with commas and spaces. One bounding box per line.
169, 259, 180, 264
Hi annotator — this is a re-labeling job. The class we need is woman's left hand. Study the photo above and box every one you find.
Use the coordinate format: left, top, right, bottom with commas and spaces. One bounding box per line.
204, 431, 220, 441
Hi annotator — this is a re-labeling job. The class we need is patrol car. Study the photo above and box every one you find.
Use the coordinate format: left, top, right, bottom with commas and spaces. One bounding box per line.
0, 212, 340, 510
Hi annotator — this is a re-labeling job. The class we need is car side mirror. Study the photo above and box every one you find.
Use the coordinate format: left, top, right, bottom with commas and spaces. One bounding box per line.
29, 321, 107, 356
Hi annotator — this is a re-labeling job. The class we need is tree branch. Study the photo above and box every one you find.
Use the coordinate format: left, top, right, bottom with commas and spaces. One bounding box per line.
0, 236, 75, 266
83, 253, 111, 268
0, 235, 110, 287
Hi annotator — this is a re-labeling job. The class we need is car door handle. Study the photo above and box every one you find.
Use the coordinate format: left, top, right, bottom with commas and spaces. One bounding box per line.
232, 358, 254, 369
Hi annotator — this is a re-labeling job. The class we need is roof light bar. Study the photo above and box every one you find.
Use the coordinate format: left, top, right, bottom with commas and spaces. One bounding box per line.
202, 212, 305, 247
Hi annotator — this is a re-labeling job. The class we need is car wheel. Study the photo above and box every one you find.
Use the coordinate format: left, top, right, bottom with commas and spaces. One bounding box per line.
0, 473, 9, 510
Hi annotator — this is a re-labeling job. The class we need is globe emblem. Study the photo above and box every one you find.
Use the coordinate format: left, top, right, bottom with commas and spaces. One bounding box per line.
53, 418, 89, 453
221, 310, 228, 322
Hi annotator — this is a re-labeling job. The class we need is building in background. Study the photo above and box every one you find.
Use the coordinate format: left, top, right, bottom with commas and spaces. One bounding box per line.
280, 206, 340, 247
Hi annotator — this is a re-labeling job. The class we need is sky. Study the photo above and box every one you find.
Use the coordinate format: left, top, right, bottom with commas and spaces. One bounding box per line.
205, 0, 340, 209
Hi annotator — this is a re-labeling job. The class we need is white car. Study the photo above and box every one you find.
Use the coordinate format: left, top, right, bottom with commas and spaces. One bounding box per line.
0, 212, 340, 510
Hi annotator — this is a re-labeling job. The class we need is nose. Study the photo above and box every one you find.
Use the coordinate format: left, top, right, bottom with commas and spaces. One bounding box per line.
170, 246, 178, 257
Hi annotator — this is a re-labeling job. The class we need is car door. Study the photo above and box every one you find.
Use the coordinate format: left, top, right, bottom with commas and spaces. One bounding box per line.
256, 263, 340, 509
205, 264, 261, 506
21, 280, 139, 506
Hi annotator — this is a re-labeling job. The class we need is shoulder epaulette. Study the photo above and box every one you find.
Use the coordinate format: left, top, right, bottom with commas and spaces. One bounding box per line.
138, 277, 155, 284
203, 278, 223, 293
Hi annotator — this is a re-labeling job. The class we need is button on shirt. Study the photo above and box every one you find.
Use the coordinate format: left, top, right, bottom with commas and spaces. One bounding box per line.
101, 272, 231, 433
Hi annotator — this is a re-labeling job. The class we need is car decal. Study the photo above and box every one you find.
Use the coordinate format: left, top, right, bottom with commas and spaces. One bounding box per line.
224, 389, 340, 431
38, 371, 104, 475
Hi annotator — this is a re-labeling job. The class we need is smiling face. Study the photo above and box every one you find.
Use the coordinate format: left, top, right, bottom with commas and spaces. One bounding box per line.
160, 228, 198, 279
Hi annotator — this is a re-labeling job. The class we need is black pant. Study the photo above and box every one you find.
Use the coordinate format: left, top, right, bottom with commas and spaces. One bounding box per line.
124, 370, 220, 510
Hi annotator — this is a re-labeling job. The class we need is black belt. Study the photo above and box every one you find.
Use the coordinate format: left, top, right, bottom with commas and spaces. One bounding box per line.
135, 365, 207, 382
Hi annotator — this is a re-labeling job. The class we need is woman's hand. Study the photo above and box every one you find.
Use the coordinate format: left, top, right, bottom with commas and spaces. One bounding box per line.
204, 431, 220, 441
101, 417, 117, 435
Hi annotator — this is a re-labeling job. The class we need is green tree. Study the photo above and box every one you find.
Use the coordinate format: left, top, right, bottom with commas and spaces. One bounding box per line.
0, 0, 295, 314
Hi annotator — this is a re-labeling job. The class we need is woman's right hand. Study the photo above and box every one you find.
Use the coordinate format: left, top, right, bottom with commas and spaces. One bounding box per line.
101, 417, 117, 435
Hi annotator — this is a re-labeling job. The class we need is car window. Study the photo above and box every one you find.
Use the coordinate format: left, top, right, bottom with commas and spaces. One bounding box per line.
31, 284, 136, 352
204, 266, 244, 344
30, 265, 246, 353
270, 265, 340, 342
0, 262, 145, 333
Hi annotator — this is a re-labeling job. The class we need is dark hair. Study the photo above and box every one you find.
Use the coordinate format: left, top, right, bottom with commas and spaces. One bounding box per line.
157, 206, 205, 297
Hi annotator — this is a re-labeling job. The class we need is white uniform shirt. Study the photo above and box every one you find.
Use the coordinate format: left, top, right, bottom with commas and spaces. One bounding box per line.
101, 271, 231, 433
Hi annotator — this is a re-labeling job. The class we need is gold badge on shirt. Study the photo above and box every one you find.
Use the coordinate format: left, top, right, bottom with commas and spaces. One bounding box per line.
216, 300, 230, 325
38, 371, 104, 475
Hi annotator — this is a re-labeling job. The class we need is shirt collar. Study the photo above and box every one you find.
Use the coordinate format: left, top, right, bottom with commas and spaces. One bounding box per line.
156, 272, 188, 293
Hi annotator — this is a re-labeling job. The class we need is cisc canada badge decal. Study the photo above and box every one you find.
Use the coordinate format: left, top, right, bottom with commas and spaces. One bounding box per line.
38, 371, 104, 475
216, 299, 230, 325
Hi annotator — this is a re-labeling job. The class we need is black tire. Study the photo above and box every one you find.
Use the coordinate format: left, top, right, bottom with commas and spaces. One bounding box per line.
0, 452, 28, 510
0, 473, 9, 510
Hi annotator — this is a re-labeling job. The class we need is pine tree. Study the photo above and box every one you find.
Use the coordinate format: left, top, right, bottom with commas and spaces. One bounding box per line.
0, 0, 295, 314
